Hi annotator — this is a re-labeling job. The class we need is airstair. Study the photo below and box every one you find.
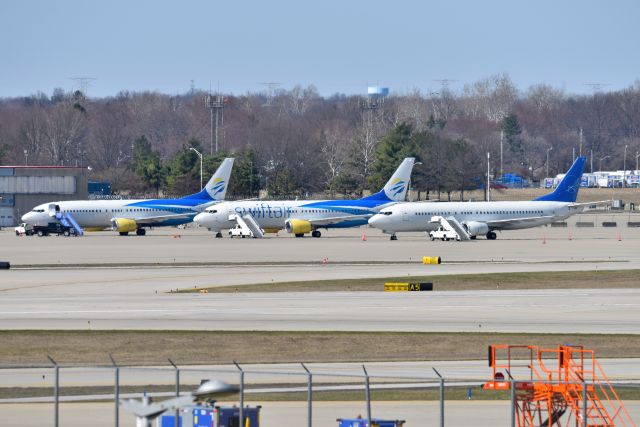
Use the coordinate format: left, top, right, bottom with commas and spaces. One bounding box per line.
55, 212, 84, 236
430, 216, 471, 241
483, 344, 636, 427
229, 214, 264, 238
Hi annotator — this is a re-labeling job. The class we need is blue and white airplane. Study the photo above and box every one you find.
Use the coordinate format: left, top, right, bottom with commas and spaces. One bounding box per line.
21, 158, 234, 236
368, 157, 598, 240
193, 157, 415, 237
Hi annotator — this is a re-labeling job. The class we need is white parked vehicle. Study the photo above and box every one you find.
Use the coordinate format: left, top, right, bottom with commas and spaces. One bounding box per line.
429, 226, 461, 241
14, 222, 33, 236
228, 224, 253, 238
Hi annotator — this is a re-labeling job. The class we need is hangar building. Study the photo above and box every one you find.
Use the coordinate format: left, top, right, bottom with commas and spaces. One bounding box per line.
0, 166, 88, 227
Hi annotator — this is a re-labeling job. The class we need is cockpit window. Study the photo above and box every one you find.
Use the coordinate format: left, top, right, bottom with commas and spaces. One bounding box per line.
383, 211, 393, 216
206, 209, 217, 214
32, 209, 45, 213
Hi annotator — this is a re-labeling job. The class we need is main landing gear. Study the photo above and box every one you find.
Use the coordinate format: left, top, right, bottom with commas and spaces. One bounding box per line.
215, 231, 223, 238
311, 230, 321, 238
136, 228, 146, 236
390, 234, 398, 241
486, 231, 497, 240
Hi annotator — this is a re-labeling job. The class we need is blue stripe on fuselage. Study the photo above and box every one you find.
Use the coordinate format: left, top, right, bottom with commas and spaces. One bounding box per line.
324, 219, 369, 229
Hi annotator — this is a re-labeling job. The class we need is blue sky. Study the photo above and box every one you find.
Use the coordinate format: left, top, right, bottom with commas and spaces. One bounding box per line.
1, 0, 638, 98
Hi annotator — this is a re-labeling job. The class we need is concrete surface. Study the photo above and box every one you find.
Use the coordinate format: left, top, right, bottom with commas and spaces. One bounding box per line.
1, 400, 639, 427
2, 359, 639, 389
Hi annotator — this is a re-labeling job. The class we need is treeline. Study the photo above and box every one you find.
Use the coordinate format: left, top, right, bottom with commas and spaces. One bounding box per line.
0, 75, 639, 199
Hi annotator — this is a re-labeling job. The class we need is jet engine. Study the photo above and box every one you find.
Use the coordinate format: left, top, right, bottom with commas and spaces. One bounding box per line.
284, 219, 312, 235
111, 218, 138, 233
463, 221, 489, 236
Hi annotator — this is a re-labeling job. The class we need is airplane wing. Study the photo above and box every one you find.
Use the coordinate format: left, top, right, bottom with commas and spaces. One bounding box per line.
306, 214, 372, 227
568, 200, 612, 209
112, 213, 196, 226
486, 215, 556, 229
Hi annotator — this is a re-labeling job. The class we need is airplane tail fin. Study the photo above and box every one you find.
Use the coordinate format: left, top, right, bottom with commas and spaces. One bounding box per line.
535, 156, 586, 203
182, 158, 234, 201
361, 157, 416, 202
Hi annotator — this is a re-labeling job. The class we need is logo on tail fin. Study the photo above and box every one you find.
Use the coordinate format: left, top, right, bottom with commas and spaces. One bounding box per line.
389, 178, 406, 197
209, 178, 225, 196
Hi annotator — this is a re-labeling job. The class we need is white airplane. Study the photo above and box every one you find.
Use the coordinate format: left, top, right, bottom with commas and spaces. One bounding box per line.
20, 158, 234, 236
368, 156, 595, 240
193, 157, 416, 238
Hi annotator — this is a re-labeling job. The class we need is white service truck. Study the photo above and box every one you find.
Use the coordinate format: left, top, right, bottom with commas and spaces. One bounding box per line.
429, 225, 461, 241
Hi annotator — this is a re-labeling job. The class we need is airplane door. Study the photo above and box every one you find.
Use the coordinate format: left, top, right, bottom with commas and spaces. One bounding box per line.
48, 203, 60, 217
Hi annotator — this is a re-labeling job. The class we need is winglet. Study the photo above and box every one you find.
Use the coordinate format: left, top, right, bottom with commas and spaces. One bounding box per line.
182, 158, 234, 201
362, 157, 416, 202
535, 157, 586, 203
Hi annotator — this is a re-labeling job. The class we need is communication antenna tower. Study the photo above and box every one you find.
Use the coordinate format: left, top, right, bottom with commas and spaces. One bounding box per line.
260, 82, 282, 107
205, 92, 226, 154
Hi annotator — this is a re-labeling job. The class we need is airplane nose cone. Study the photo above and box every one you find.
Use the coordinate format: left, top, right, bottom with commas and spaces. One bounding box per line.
21, 212, 31, 222
193, 212, 205, 224
368, 214, 382, 227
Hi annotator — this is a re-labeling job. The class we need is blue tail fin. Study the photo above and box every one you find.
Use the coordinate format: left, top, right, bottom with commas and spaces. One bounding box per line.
361, 157, 415, 202
535, 157, 586, 203
181, 158, 234, 202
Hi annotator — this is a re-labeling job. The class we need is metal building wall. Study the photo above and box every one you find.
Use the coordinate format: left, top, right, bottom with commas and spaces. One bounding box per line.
0, 167, 88, 227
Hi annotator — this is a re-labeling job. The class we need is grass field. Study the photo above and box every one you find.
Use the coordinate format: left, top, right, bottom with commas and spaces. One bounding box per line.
2, 330, 640, 366
179, 269, 640, 293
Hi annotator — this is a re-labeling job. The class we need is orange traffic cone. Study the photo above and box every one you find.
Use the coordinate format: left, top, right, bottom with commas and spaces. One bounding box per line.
542, 234, 547, 244
568, 233, 573, 241
361, 232, 367, 241
618, 233, 622, 242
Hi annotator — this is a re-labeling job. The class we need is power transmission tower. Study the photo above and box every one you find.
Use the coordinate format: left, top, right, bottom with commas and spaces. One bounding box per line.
585, 82, 610, 92
69, 77, 96, 96
260, 82, 282, 107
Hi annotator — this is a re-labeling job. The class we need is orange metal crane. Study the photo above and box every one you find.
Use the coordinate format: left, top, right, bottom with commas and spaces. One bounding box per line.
483, 344, 636, 427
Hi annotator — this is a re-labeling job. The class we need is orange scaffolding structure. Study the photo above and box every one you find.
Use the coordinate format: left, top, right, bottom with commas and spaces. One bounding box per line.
483, 344, 636, 427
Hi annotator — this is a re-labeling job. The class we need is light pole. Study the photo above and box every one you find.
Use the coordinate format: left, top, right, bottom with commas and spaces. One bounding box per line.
486, 152, 490, 202
546, 147, 553, 179
599, 155, 611, 187
189, 147, 203, 191
23, 149, 28, 166
623, 145, 628, 188
636, 151, 640, 172
500, 130, 504, 180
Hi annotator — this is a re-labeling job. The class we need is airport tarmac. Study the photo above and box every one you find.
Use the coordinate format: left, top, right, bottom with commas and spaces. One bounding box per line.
2, 213, 640, 266
2, 219, 640, 425
1, 220, 639, 333
1, 400, 638, 427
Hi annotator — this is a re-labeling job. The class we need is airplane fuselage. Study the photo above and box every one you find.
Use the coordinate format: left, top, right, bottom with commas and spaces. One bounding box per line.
368, 200, 579, 233
22, 198, 206, 229
195, 198, 395, 232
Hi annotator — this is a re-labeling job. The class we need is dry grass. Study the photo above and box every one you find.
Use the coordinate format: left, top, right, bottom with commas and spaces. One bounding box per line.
183, 269, 640, 293
1, 330, 640, 366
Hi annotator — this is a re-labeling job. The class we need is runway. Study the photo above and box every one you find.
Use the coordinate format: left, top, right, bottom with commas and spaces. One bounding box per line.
0, 287, 638, 333
2, 359, 639, 389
